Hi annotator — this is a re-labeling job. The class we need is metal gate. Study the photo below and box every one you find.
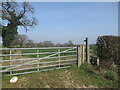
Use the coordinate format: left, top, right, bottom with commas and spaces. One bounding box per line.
0, 47, 77, 76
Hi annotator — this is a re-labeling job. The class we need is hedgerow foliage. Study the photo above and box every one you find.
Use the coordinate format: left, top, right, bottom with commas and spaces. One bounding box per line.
96, 35, 120, 69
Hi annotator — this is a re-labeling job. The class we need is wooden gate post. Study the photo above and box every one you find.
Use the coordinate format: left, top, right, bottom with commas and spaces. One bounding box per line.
82, 45, 85, 63
77, 45, 81, 67
84, 38, 90, 63
97, 57, 99, 66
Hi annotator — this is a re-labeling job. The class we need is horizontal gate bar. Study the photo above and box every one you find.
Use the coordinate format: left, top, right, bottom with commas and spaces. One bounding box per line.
2, 66, 70, 76
0, 55, 77, 62
0, 47, 77, 50
0, 59, 77, 68
0, 51, 76, 57
1, 62, 76, 73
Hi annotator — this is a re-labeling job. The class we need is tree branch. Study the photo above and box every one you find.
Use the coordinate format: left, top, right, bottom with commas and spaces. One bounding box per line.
18, 5, 26, 19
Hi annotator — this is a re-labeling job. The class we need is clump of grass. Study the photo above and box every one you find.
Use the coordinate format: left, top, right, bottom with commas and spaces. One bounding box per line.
70, 63, 118, 88
80, 62, 93, 73
104, 70, 116, 81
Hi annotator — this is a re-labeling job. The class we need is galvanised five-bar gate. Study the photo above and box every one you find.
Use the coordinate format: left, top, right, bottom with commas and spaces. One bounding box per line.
0, 47, 79, 76
0, 38, 100, 76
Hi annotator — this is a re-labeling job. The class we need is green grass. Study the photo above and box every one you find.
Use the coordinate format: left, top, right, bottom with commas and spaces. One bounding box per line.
104, 70, 116, 81
2, 63, 118, 88
89, 45, 97, 56
70, 63, 118, 88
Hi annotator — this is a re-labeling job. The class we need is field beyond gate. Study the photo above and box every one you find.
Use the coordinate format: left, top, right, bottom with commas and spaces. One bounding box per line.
0, 47, 77, 76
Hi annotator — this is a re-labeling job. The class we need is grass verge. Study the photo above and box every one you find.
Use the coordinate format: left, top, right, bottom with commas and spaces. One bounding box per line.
2, 63, 118, 88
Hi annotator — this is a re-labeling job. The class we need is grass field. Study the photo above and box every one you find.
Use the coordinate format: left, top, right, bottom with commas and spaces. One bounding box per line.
2, 63, 118, 88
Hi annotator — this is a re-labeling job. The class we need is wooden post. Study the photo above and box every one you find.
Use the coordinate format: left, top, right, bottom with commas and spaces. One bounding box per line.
77, 45, 81, 67
37, 50, 40, 71
10, 50, 12, 75
82, 45, 85, 63
97, 57, 99, 66
80, 45, 83, 63
58, 49, 60, 68
84, 38, 90, 63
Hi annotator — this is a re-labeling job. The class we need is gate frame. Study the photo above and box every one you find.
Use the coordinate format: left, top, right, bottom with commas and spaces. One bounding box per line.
0, 47, 77, 76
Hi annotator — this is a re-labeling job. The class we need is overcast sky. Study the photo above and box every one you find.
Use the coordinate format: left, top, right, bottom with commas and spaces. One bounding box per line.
18, 2, 118, 44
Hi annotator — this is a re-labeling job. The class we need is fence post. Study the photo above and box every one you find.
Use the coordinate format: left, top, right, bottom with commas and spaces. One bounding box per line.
77, 45, 81, 67
37, 49, 40, 71
58, 49, 60, 68
82, 45, 85, 63
97, 57, 99, 66
84, 37, 90, 63
10, 50, 12, 75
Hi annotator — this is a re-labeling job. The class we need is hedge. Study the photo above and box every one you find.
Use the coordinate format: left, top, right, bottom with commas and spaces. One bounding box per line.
96, 35, 120, 69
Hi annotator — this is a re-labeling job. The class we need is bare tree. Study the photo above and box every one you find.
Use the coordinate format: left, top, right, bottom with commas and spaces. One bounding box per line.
38, 42, 43, 47
42, 41, 54, 47
2, 1, 37, 30
38, 41, 54, 47
63, 40, 74, 47
33, 42, 39, 47
55, 43, 62, 47
26, 40, 34, 47
12, 34, 28, 47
